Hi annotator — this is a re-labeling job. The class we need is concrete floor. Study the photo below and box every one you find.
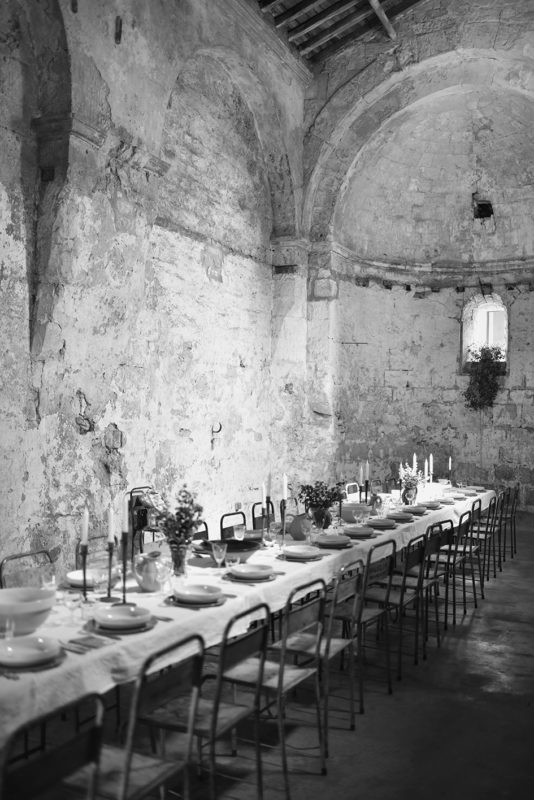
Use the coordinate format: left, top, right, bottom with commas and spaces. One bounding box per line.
185, 511, 534, 800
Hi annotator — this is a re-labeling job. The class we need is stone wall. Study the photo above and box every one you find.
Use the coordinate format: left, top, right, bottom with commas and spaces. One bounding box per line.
0, 0, 308, 567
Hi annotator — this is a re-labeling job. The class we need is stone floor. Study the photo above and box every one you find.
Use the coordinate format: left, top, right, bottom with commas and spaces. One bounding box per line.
182, 511, 534, 800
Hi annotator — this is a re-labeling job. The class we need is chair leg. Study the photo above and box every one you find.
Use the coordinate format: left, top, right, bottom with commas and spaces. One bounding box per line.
277, 697, 291, 800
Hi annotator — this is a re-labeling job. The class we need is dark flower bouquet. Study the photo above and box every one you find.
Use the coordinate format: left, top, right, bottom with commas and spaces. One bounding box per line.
297, 480, 344, 509
399, 464, 424, 490
160, 486, 203, 560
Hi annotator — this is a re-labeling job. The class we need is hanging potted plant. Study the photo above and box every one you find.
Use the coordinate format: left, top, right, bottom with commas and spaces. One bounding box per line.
463, 345, 504, 411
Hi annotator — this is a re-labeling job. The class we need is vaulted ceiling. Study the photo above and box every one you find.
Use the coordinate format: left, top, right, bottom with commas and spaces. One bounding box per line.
258, 0, 426, 62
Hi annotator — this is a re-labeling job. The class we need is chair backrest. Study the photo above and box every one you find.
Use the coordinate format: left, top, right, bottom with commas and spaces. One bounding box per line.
400, 532, 427, 587
220, 511, 247, 540
0, 550, 53, 589
122, 634, 205, 800
364, 539, 396, 594
456, 510, 472, 552
0, 693, 104, 800
470, 497, 482, 527
251, 500, 275, 529
211, 604, 270, 734
276, 579, 327, 690
326, 560, 364, 651
192, 521, 209, 540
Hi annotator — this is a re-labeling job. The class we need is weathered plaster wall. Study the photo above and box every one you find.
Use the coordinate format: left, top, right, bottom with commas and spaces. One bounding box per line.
0, 0, 308, 568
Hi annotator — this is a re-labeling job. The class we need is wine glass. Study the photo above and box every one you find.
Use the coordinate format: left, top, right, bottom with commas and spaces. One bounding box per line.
225, 553, 240, 572
301, 517, 313, 544
211, 542, 228, 571
64, 591, 83, 623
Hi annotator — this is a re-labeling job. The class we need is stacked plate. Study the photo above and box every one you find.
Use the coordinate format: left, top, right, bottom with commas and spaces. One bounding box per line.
0, 636, 61, 668
404, 506, 427, 516
172, 584, 223, 605
386, 512, 414, 523
67, 570, 97, 589
367, 518, 397, 530
315, 534, 352, 549
422, 501, 441, 510
440, 497, 455, 505
228, 564, 274, 582
283, 545, 320, 561
343, 525, 375, 539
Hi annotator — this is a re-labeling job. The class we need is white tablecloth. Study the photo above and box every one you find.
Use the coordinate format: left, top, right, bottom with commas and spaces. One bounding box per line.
0, 489, 494, 748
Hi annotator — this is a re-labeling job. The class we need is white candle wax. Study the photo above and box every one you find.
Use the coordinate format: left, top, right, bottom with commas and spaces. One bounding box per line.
107, 505, 115, 543
267, 472, 272, 497
81, 506, 89, 545
412, 452, 417, 471
122, 494, 130, 532
359, 464, 364, 485
282, 473, 288, 500
261, 482, 266, 508
365, 460, 370, 480
424, 459, 428, 478
429, 453, 433, 476
448, 456, 452, 471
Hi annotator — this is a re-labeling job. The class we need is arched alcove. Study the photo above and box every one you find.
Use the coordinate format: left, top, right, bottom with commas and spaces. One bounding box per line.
461, 293, 508, 366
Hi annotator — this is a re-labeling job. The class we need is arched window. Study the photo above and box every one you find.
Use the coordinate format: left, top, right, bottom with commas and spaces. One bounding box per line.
461, 293, 508, 369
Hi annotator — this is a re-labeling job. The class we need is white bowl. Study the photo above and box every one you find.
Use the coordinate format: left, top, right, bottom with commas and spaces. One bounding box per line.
0, 587, 55, 636
173, 584, 222, 604
229, 564, 274, 581
93, 604, 152, 630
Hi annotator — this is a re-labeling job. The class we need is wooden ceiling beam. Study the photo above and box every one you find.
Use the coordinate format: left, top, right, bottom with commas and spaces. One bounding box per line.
367, 0, 397, 40
298, 7, 373, 55
259, 1, 284, 13
273, 0, 325, 28
287, 0, 362, 41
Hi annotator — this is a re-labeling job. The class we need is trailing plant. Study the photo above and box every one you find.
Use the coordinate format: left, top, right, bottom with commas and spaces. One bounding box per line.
463, 345, 504, 411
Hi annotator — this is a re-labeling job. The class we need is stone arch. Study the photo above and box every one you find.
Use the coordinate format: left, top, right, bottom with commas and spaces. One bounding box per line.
462, 292, 508, 364
161, 47, 297, 241
303, 50, 534, 244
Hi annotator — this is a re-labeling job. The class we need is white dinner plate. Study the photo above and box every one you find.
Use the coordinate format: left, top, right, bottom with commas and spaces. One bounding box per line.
315, 534, 351, 549
343, 526, 375, 539
404, 506, 427, 515
283, 545, 319, 561
0, 635, 61, 668
367, 518, 397, 529
93, 604, 152, 630
387, 512, 414, 522
66, 570, 97, 589
229, 564, 274, 581
422, 502, 442, 509
172, 584, 222, 604
453, 494, 467, 500
440, 498, 455, 505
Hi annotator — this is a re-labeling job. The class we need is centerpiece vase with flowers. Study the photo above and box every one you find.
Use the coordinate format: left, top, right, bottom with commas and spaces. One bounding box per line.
399, 463, 424, 505
160, 486, 204, 576
297, 481, 344, 530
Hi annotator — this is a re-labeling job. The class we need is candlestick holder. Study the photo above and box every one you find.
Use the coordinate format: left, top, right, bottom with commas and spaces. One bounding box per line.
359, 483, 362, 503
265, 495, 271, 534
364, 479, 369, 504
99, 540, 120, 603
119, 530, 128, 605
280, 499, 287, 549
80, 543, 89, 601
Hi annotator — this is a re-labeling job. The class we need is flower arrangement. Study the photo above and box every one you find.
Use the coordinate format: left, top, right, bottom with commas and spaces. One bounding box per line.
160, 486, 203, 572
463, 345, 504, 411
399, 464, 424, 490
297, 480, 344, 509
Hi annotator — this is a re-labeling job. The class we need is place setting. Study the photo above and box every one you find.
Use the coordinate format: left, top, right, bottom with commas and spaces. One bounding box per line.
166, 582, 227, 608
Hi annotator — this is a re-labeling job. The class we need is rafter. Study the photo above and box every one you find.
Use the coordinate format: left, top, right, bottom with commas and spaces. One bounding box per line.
367, 0, 396, 40
287, 1, 362, 41
273, 0, 325, 27
298, 7, 373, 55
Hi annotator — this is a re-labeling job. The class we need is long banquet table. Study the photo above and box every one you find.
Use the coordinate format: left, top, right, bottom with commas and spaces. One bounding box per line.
0, 488, 495, 748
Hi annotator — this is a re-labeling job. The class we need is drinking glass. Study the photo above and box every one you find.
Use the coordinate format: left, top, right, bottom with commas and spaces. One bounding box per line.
39, 563, 57, 592
65, 591, 83, 623
301, 517, 313, 544
211, 542, 228, 570
234, 524, 246, 541
1, 616, 15, 640
225, 553, 240, 570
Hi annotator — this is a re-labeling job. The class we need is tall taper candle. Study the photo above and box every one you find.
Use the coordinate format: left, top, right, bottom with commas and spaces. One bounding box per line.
359, 463, 364, 485
81, 506, 89, 545
412, 452, 417, 472
122, 493, 130, 532
282, 473, 288, 501
261, 482, 266, 509
429, 453, 433, 478
365, 460, 370, 480
107, 505, 115, 544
